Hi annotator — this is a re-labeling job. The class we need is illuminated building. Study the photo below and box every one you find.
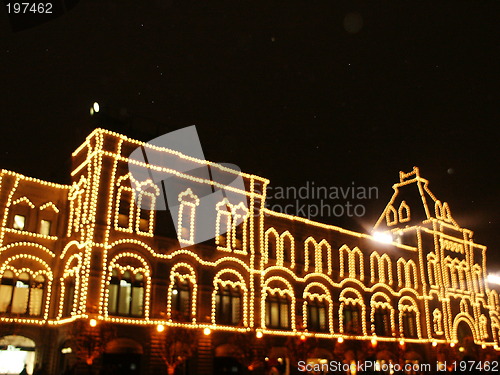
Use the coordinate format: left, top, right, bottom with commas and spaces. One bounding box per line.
0, 128, 498, 374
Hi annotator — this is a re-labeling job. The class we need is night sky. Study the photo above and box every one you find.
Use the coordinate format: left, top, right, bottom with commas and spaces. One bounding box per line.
0, 0, 498, 268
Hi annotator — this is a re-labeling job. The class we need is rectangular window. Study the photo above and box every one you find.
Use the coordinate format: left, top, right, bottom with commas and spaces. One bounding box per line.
11, 283, 29, 314
232, 295, 241, 325
318, 305, 326, 331
0, 285, 13, 313
375, 310, 389, 336
131, 286, 144, 316
13, 215, 25, 230
270, 301, 279, 327
108, 284, 118, 314
118, 280, 131, 315
280, 302, 289, 328
29, 287, 43, 316
40, 220, 51, 236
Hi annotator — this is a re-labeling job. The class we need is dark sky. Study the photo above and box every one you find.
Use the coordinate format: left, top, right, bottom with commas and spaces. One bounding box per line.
0, 0, 498, 268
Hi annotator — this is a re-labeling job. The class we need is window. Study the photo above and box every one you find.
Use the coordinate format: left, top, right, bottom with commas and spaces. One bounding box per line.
62, 279, 76, 317
0, 271, 14, 313
215, 285, 242, 325
136, 189, 156, 234
402, 311, 417, 338
0, 271, 45, 316
107, 269, 144, 317
171, 279, 192, 322
265, 292, 290, 329
40, 220, 51, 236
374, 307, 390, 336
343, 304, 361, 334
13, 215, 26, 230
117, 189, 134, 229
306, 298, 328, 332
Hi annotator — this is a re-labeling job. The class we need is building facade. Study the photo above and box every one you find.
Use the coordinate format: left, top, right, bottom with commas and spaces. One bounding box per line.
0, 128, 499, 374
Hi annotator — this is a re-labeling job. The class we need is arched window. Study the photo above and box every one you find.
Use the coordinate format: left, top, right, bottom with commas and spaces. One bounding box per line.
0, 270, 14, 313
136, 186, 157, 235
107, 269, 144, 317
281, 232, 294, 265
0, 271, 45, 316
30, 275, 45, 316
385, 205, 397, 226
10, 197, 35, 232
304, 238, 317, 272
177, 188, 200, 246
215, 200, 232, 249
265, 229, 279, 261
318, 240, 331, 274
306, 297, 328, 332
215, 285, 242, 325
265, 292, 290, 329
373, 307, 390, 336
342, 303, 362, 334
402, 310, 417, 338
62, 277, 76, 317
231, 203, 248, 252
398, 201, 410, 223
171, 278, 192, 322
67, 177, 87, 236
115, 185, 135, 230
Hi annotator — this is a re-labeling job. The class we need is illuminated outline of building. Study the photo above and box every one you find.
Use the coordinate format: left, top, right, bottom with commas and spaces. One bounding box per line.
0, 128, 498, 374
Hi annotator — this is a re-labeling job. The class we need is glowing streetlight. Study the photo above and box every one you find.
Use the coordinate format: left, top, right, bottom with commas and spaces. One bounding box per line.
89, 319, 97, 327
156, 324, 165, 332
256, 331, 263, 339
203, 328, 211, 336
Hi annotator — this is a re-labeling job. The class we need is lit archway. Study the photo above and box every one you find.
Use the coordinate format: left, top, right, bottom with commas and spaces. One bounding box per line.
0, 335, 35, 374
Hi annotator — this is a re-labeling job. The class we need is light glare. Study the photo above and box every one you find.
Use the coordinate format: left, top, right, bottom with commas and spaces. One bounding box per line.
373, 231, 393, 244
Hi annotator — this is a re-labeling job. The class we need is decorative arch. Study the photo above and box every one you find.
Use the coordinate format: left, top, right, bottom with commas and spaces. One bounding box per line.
262, 276, 295, 330
304, 237, 318, 272
397, 259, 418, 290
370, 252, 392, 285
0, 254, 53, 319
303, 282, 333, 333
339, 287, 366, 335
318, 240, 332, 275
398, 296, 421, 339
452, 314, 478, 344
340, 246, 364, 281
105, 252, 151, 319
370, 292, 395, 337
57, 254, 82, 319
279, 231, 295, 268
264, 228, 279, 263
211, 269, 248, 326
167, 263, 197, 323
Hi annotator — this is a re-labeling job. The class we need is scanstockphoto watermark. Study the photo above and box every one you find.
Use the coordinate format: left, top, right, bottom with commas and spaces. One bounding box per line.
266, 181, 378, 219
297, 360, 449, 374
